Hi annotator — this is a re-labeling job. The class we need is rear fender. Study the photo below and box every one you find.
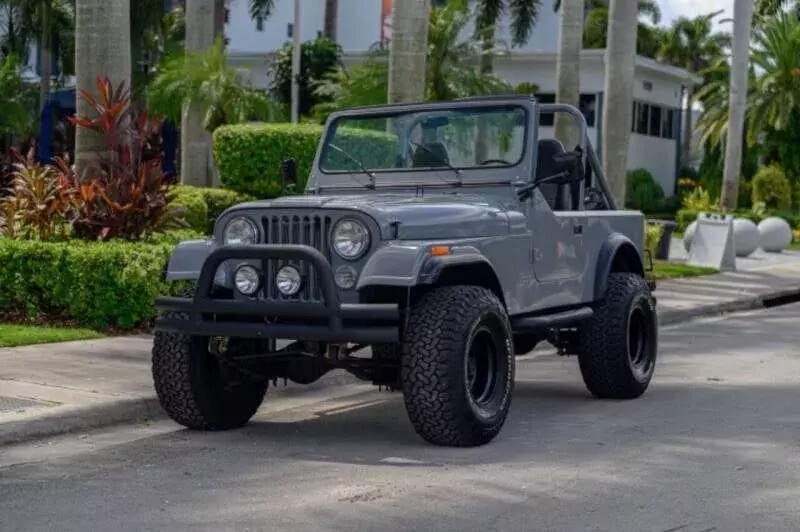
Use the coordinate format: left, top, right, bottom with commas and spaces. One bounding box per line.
594, 233, 645, 300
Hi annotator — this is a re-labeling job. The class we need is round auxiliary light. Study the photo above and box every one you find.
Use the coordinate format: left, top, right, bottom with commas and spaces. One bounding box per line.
334, 265, 358, 290
276, 265, 303, 296
332, 219, 370, 260
223, 216, 258, 246
234, 265, 261, 296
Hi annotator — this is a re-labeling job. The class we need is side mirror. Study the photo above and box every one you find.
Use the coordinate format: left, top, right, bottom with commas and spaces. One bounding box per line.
280, 158, 297, 194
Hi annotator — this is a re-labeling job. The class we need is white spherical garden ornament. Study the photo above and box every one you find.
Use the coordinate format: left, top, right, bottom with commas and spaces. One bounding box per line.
733, 217, 760, 257
758, 216, 792, 252
683, 220, 698, 252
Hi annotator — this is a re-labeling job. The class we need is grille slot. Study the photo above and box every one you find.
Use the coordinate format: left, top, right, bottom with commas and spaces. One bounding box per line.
262, 214, 332, 301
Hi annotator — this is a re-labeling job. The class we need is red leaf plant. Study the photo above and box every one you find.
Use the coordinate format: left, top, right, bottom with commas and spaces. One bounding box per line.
67, 76, 185, 241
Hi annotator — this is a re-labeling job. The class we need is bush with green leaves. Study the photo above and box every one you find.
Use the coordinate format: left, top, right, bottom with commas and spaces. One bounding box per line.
0, 238, 194, 329
626, 168, 665, 213
172, 185, 254, 234
271, 37, 342, 118
213, 123, 396, 198
751, 164, 792, 210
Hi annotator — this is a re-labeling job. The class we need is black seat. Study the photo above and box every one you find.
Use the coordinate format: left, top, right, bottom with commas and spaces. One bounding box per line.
534, 139, 568, 210
411, 141, 451, 168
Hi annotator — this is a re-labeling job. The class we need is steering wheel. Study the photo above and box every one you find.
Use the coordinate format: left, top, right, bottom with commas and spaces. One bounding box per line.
478, 159, 512, 166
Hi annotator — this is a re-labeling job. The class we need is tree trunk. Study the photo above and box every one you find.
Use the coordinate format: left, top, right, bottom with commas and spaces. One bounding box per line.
214, 0, 226, 40
387, 0, 429, 103
75, 0, 132, 179
681, 84, 693, 164
555, 0, 585, 150
601, 0, 638, 207
39, 0, 52, 114
720, 0, 755, 211
181, 0, 215, 187
323, 0, 338, 41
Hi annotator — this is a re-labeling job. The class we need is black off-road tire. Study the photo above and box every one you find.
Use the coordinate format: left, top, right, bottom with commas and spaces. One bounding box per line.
577, 273, 658, 399
401, 285, 515, 447
151, 311, 268, 430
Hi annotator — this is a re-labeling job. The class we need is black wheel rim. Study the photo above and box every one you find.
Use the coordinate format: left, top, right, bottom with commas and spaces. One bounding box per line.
465, 325, 500, 407
627, 302, 654, 374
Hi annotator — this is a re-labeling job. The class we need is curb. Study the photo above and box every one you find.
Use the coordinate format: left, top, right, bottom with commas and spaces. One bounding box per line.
3, 286, 800, 446
657, 286, 800, 326
0, 396, 166, 447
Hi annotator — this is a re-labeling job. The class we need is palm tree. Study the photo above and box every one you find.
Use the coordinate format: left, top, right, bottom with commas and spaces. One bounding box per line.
0, 0, 75, 111
554, 0, 584, 149
720, 0, 755, 210
74, 0, 131, 178
578, 0, 662, 57
475, 0, 542, 75
387, 0, 429, 103
657, 11, 730, 163
601, 0, 637, 206
323, 0, 337, 40
181, 0, 215, 187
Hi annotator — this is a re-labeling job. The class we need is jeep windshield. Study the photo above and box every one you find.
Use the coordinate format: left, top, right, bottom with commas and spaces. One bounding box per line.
318, 104, 528, 185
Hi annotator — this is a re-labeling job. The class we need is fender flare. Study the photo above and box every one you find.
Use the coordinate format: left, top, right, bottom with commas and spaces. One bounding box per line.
594, 232, 645, 301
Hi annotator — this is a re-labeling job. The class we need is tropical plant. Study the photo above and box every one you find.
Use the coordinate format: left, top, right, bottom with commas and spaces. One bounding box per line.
656, 10, 730, 159
751, 164, 792, 210
565, 0, 662, 58
0, 53, 39, 140
68, 77, 183, 241
475, 0, 542, 74
425, 1, 513, 101
147, 36, 274, 133
388, 0, 430, 103
270, 37, 342, 118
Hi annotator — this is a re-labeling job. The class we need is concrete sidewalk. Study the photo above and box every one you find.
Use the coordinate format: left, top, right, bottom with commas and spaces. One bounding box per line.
2, 258, 800, 447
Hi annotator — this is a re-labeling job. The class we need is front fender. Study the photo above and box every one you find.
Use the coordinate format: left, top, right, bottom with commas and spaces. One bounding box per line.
356, 243, 495, 289
594, 232, 645, 300
163, 238, 216, 281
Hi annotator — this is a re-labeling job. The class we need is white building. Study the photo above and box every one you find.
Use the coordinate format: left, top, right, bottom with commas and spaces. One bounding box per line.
224, 0, 700, 197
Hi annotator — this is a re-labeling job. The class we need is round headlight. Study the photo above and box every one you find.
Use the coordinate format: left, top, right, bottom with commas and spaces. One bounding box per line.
332, 219, 370, 260
234, 265, 261, 296
276, 265, 302, 296
223, 217, 258, 246
334, 265, 358, 290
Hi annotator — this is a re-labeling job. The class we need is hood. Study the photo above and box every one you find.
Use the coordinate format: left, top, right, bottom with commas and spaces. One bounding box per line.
231, 193, 511, 240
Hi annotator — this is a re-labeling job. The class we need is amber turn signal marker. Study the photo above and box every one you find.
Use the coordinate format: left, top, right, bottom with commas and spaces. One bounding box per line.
430, 246, 450, 256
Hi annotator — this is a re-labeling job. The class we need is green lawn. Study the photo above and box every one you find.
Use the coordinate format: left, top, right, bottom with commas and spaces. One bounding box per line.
651, 260, 718, 280
0, 324, 104, 348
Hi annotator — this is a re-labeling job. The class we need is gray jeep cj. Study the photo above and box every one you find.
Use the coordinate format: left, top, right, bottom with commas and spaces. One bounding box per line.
152, 95, 658, 447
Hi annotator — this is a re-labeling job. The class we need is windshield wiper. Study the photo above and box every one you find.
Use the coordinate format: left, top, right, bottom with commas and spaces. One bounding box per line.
327, 143, 376, 189
408, 141, 463, 187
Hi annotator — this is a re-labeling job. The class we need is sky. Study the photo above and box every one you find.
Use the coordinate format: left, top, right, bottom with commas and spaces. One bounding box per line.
660, 0, 735, 26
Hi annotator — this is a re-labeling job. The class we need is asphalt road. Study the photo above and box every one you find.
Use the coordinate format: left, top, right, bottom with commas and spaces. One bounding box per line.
2, 303, 800, 532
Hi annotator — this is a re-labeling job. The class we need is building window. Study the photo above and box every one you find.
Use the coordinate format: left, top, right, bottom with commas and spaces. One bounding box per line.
535, 93, 596, 128
662, 108, 675, 140
648, 105, 661, 137
636, 102, 649, 135
630, 99, 679, 140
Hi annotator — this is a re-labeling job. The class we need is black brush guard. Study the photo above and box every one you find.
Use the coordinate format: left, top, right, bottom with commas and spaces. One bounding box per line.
154, 244, 400, 344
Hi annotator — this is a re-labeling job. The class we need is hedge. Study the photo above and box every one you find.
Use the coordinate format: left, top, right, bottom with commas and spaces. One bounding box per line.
172, 185, 254, 234
0, 237, 197, 329
213, 122, 397, 199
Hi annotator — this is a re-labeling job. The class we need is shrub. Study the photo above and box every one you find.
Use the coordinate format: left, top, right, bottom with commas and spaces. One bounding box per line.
644, 222, 664, 262
173, 185, 254, 234
68, 77, 184, 241
213, 123, 396, 198
625, 168, 664, 213
0, 238, 190, 329
751, 164, 792, 210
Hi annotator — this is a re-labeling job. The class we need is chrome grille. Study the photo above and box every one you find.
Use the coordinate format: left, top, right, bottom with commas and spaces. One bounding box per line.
262, 214, 333, 301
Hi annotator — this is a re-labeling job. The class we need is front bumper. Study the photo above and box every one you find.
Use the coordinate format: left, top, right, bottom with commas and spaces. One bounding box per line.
154, 244, 400, 343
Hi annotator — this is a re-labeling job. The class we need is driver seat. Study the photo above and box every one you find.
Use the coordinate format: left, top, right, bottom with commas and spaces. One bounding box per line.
411, 141, 451, 168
